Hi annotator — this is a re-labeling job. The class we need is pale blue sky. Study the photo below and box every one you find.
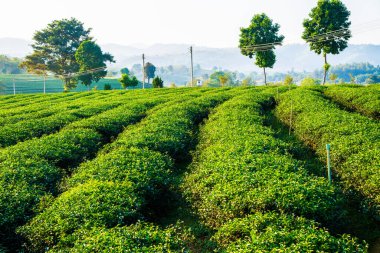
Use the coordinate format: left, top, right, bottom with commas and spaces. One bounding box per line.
1, 0, 380, 47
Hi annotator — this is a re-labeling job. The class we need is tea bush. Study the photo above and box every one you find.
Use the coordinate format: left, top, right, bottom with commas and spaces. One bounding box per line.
213, 212, 367, 252
275, 88, 380, 213
325, 85, 380, 119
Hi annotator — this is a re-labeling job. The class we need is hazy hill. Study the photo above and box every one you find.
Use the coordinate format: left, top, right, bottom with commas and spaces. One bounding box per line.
1, 37, 380, 73
103, 43, 380, 73
0, 38, 31, 57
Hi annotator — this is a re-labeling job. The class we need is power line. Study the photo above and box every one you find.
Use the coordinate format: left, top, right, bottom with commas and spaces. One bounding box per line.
305, 29, 350, 42
303, 19, 380, 43
240, 42, 283, 52
238, 19, 380, 53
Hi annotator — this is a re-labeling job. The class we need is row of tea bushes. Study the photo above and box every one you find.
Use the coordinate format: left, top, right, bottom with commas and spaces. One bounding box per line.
18, 90, 235, 252
0, 92, 95, 113
212, 212, 366, 252
0, 100, 120, 147
183, 90, 366, 251
325, 85, 380, 119
0, 89, 180, 147
50, 222, 188, 253
0, 93, 72, 108
0, 91, 112, 124
0, 96, 167, 250
275, 88, 380, 215
0, 91, 131, 126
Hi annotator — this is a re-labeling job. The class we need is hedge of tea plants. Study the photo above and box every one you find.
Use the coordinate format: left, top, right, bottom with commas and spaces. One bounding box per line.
183, 90, 366, 251
0, 94, 170, 250
324, 85, 380, 119
212, 212, 366, 252
49, 222, 188, 253
17, 90, 235, 252
275, 88, 380, 214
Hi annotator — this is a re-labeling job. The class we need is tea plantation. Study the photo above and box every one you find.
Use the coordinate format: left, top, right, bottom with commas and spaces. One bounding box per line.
0, 86, 379, 252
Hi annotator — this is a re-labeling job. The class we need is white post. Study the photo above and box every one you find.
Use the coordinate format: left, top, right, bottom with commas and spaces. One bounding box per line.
326, 144, 332, 183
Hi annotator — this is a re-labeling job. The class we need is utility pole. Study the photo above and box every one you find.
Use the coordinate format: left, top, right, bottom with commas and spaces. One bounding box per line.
190, 46, 194, 87
43, 75, 46, 94
142, 54, 146, 89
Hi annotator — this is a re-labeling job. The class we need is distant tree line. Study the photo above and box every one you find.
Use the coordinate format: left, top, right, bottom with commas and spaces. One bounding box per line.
313, 62, 380, 84
114, 61, 380, 88
0, 55, 25, 74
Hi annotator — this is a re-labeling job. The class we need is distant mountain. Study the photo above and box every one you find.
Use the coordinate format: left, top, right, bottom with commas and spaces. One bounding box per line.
1, 37, 380, 72
103, 43, 380, 73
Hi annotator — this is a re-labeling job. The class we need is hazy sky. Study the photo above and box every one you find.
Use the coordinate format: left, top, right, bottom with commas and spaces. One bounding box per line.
1, 0, 380, 47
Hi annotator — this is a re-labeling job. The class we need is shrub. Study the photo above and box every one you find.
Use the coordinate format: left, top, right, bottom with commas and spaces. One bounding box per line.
17, 181, 141, 252
103, 83, 111, 90
19, 90, 232, 251
284, 75, 294, 86
301, 77, 321, 86
50, 222, 188, 252
324, 85, 380, 119
275, 88, 380, 214
184, 91, 346, 229
213, 212, 367, 252
152, 76, 164, 88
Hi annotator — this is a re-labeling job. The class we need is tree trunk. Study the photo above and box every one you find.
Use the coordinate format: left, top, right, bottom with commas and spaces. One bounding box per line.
263, 67, 267, 86
64, 79, 69, 92
323, 53, 328, 85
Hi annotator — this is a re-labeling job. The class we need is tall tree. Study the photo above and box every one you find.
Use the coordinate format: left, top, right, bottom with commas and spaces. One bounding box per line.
20, 18, 92, 90
144, 62, 156, 84
239, 13, 284, 85
303, 0, 351, 85
75, 40, 114, 90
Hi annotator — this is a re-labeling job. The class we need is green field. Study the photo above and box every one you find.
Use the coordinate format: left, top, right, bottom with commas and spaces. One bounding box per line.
0, 74, 141, 94
0, 86, 379, 252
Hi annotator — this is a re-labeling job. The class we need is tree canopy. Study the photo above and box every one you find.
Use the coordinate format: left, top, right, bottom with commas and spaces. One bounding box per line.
239, 13, 284, 85
302, 0, 351, 84
75, 40, 114, 89
144, 62, 156, 84
121, 68, 130, 75
119, 74, 139, 89
20, 18, 93, 90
